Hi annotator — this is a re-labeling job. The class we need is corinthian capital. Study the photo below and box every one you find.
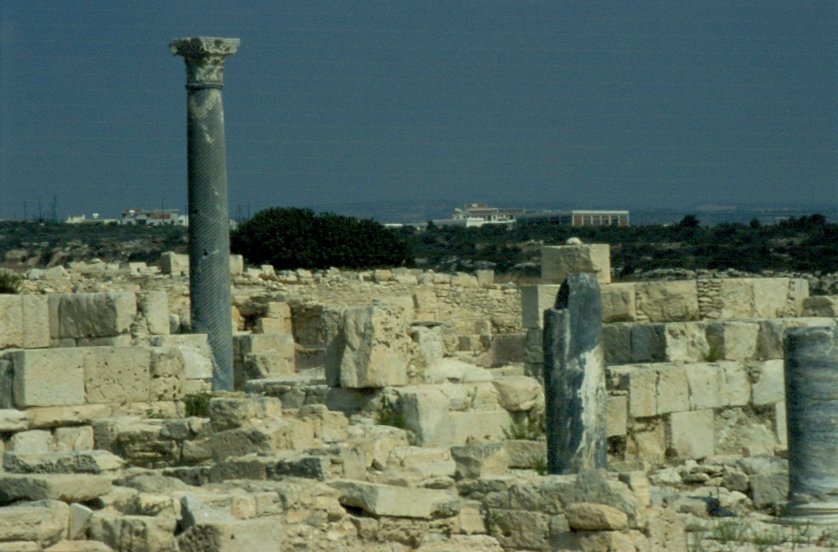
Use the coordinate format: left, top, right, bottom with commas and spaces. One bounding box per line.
171, 37, 240, 88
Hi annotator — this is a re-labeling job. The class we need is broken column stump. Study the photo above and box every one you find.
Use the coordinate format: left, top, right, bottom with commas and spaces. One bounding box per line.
783, 326, 838, 523
543, 272, 607, 474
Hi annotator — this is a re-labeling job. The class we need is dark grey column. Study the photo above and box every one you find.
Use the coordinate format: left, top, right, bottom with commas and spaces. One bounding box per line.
783, 326, 838, 523
543, 273, 607, 474
171, 37, 239, 391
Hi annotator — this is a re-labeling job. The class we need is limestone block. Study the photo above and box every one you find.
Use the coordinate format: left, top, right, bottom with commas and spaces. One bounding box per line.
0, 500, 68, 546
229, 254, 244, 276
564, 502, 628, 530
138, 292, 169, 336
451, 442, 509, 479
52, 292, 136, 339
27, 404, 112, 430
13, 348, 86, 407
645, 506, 687, 552
149, 347, 186, 402
541, 244, 611, 285
22, 294, 50, 348
485, 508, 556, 550
750, 360, 784, 406
0, 473, 112, 504
411, 325, 445, 369
83, 347, 152, 404
399, 386, 453, 446
663, 322, 709, 363
209, 418, 316, 461
160, 252, 189, 275
177, 518, 284, 552
751, 278, 792, 318
612, 366, 656, 418
53, 426, 95, 452
716, 279, 754, 319
88, 514, 177, 552
635, 281, 699, 323
603, 324, 631, 365
0, 357, 13, 409
668, 410, 714, 459
720, 362, 750, 407
255, 317, 290, 335
627, 420, 666, 460
330, 480, 459, 519
451, 272, 479, 288
706, 321, 759, 361
606, 395, 627, 437
148, 334, 213, 380
0, 295, 23, 349
601, 283, 637, 323
476, 269, 495, 286
802, 296, 838, 317
714, 408, 777, 456
208, 396, 283, 431
450, 411, 513, 445
521, 284, 561, 329
504, 439, 546, 469
655, 365, 689, 415
774, 401, 787, 449
3, 450, 123, 474
630, 324, 666, 363
750, 471, 788, 509
492, 376, 541, 412
685, 363, 723, 410
45, 539, 116, 551
0, 409, 29, 432
8, 430, 54, 453
337, 305, 411, 388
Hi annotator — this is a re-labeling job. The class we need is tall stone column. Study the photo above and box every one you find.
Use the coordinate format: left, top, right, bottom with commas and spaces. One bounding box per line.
783, 326, 838, 523
171, 37, 239, 391
542, 272, 607, 474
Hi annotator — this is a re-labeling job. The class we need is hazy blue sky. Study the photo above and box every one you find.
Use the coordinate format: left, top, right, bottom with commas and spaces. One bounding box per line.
1, 1, 835, 221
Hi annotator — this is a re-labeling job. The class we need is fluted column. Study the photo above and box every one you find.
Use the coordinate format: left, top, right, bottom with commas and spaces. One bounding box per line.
171, 37, 239, 391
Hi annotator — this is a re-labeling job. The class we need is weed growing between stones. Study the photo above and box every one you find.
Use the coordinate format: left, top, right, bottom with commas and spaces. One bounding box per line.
0, 270, 22, 293
503, 411, 545, 441
184, 393, 212, 417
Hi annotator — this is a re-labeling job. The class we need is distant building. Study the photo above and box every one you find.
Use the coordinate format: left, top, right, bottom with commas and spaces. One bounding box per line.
121, 208, 188, 226
432, 203, 526, 228
518, 209, 630, 227
65, 213, 119, 225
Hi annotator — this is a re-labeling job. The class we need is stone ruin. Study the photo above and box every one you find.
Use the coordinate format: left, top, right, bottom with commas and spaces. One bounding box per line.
0, 244, 837, 550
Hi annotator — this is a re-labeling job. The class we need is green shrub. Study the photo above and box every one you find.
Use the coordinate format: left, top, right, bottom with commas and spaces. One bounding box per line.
231, 207, 412, 270
503, 412, 545, 441
0, 271, 22, 294
184, 394, 212, 417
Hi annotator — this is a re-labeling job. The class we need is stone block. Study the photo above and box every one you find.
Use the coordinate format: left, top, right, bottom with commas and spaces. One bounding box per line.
663, 322, 709, 363
520, 285, 560, 329
601, 283, 637, 323
177, 518, 283, 552
148, 334, 214, 381
716, 279, 754, 319
53, 426, 95, 452
635, 280, 699, 323
451, 442, 509, 479
476, 269, 494, 286
492, 376, 541, 412
13, 348, 86, 407
685, 363, 722, 410
564, 502, 628, 530
452, 272, 479, 288
330, 480, 458, 519
21, 294, 50, 348
504, 439, 547, 468
613, 366, 656, 418
450, 411, 513, 445
787, 278, 809, 316
229, 254, 244, 276
83, 347, 151, 404
630, 324, 666, 363
255, 317, 291, 335
88, 514, 177, 552
541, 244, 611, 285
706, 321, 760, 361
0, 295, 23, 349
27, 404, 112, 429
654, 365, 689, 415
138, 292, 169, 335
720, 362, 750, 407
208, 396, 283, 431
0, 358, 12, 409
3, 450, 123, 474
160, 251, 189, 275
603, 324, 632, 365
750, 360, 784, 406
752, 278, 793, 318
0, 409, 29, 432
802, 296, 838, 317
8, 430, 54, 453
628, 420, 666, 460
668, 409, 714, 459
399, 386, 453, 446
336, 305, 412, 388
0, 473, 112, 504
606, 395, 627, 437
0, 500, 68, 547
52, 293, 136, 339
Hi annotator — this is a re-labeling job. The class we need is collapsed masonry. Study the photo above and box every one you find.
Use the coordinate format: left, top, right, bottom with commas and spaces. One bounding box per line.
0, 245, 837, 550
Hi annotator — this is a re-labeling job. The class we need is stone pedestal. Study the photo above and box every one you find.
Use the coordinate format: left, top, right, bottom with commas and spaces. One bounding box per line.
783, 327, 838, 523
543, 273, 607, 474
171, 37, 239, 391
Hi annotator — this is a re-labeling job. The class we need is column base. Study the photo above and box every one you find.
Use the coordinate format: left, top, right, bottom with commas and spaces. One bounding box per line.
779, 501, 838, 525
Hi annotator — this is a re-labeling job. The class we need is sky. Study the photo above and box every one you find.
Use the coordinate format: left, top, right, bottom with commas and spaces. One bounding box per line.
1, 1, 835, 221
